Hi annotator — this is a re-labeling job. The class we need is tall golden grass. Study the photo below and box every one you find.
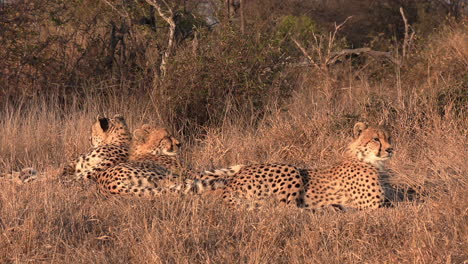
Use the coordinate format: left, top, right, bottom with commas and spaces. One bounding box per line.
0, 13, 467, 264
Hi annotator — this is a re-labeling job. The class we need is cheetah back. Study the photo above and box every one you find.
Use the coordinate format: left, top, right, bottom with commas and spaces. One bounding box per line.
61, 115, 131, 182
95, 161, 180, 197
72, 145, 130, 181
302, 161, 387, 210
221, 164, 305, 208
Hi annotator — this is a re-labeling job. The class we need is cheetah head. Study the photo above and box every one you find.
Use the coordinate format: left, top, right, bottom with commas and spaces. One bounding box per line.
91, 114, 131, 147
346, 122, 393, 168
132, 124, 181, 157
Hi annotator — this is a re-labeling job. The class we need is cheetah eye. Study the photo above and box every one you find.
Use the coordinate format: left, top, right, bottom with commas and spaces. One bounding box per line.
373, 137, 380, 142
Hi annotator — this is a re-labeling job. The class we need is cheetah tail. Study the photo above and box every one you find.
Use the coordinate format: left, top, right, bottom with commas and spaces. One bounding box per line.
202, 164, 244, 177
176, 165, 244, 195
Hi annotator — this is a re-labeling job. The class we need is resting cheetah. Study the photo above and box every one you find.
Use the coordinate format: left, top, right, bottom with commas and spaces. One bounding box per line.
94, 124, 183, 196
129, 124, 186, 175
191, 122, 394, 210
60, 114, 131, 181
95, 124, 241, 197
300, 122, 393, 210
130, 124, 242, 179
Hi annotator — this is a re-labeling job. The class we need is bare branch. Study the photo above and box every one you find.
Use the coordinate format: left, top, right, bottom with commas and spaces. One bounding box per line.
326, 16, 352, 63
335, 16, 353, 32
240, 0, 245, 34
399, 7, 415, 61
144, 0, 176, 77
292, 38, 322, 71
100, 0, 128, 19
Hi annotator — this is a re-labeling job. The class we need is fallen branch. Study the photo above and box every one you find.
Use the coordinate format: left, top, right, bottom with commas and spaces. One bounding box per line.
328, 47, 400, 65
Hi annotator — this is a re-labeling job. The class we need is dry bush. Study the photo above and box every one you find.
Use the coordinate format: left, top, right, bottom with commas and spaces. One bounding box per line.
1, 0, 461, 125
1, 2, 467, 263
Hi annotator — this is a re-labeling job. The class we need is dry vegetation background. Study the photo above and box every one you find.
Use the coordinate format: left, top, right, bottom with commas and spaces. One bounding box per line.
0, 0, 467, 263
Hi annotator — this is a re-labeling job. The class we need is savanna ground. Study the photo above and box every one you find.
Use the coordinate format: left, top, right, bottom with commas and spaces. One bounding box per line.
0, 0, 467, 263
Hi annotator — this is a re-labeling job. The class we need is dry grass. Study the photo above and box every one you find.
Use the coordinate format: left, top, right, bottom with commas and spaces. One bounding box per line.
1, 13, 467, 264
0, 181, 466, 263
1, 89, 466, 263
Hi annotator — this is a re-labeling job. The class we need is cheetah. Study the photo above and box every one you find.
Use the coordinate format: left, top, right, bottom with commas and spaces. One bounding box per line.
130, 124, 242, 180
129, 124, 186, 175
94, 124, 184, 197
190, 122, 395, 210
300, 122, 394, 210
94, 124, 241, 197
60, 114, 132, 181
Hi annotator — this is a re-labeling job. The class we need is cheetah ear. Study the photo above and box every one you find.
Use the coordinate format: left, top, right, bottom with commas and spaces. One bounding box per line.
133, 128, 148, 143
98, 116, 110, 132
353, 122, 368, 138
141, 124, 153, 132
171, 136, 181, 146
113, 114, 125, 122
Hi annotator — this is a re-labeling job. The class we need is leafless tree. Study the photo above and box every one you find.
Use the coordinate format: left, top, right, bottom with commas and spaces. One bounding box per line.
144, 0, 176, 78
